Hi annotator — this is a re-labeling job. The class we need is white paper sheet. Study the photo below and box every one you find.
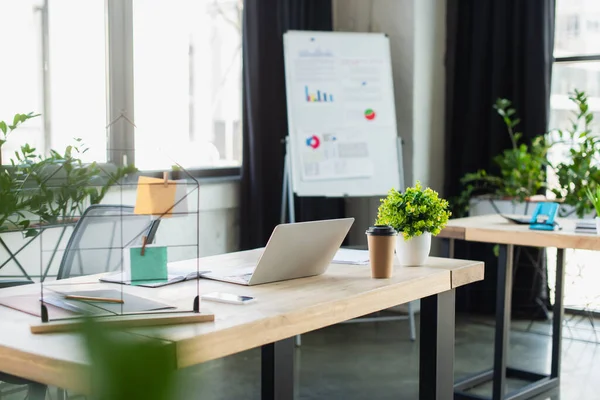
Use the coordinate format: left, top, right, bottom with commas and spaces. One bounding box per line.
332, 248, 370, 265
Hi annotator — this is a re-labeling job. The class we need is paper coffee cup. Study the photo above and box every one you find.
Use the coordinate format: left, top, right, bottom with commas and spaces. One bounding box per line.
365, 225, 397, 279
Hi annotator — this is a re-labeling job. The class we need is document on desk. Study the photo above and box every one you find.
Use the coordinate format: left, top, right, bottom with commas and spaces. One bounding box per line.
100, 269, 210, 288
332, 249, 370, 265
43, 289, 174, 315
0, 290, 174, 318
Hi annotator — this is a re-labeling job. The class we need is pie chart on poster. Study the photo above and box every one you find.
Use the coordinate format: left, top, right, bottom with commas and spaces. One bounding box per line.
364, 108, 376, 121
305, 135, 320, 149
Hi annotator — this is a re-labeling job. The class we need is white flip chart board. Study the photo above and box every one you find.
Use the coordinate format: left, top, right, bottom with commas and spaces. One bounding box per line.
283, 30, 403, 197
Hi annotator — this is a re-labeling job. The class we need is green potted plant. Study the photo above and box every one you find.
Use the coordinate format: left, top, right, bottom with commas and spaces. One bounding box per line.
551, 90, 600, 218
375, 181, 451, 266
0, 112, 40, 166
585, 187, 600, 235
454, 99, 551, 217
1, 112, 137, 232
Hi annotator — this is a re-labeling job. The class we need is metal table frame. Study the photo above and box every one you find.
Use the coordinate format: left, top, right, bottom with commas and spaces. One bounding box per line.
262, 290, 456, 400
444, 238, 566, 400
0, 222, 76, 282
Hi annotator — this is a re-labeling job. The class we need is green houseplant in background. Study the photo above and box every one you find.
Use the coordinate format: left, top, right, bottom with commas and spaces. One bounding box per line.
585, 187, 600, 235
376, 181, 451, 266
22, 140, 137, 224
0, 112, 137, 233
454, 90, 600, 220
0, 113, 42, 235
454, 99, 551, 217
551, 90, 600, 217
0, 112, 40, 166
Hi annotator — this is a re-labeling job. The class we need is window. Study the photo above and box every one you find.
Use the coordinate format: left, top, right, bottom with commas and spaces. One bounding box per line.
550, 1, 600, 179
1, 0, 243, 173
133, 0, 243, 170
549, 0, 600, 312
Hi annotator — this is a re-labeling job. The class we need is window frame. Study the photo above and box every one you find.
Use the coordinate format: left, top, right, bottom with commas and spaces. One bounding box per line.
24, 0, 242, 180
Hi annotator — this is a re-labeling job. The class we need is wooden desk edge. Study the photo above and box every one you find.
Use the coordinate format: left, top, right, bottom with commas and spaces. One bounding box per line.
174, 272, 452, 367
449, 261, 484, 289
0, 344, 90, 394
438, 226, 466, 240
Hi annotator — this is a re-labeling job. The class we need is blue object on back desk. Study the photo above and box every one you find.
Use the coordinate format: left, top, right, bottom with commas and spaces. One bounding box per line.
529, 202, 559, 231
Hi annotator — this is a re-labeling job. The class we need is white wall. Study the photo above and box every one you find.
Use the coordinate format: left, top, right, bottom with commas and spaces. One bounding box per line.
413, 0, 446, 193
333, 0, 446, 247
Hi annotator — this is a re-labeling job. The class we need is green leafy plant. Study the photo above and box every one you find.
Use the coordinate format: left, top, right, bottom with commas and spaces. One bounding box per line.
27, 140, 137, 222
0, 113, 42, 234
0, 112, 40, 165
375, 181, 451, 240
82, 319, 176, 400
453, 99, 550, 216
585, 187, 600, 217
1, 113, 137, 232
0, 169, 32, 234
550, 90, 600, 217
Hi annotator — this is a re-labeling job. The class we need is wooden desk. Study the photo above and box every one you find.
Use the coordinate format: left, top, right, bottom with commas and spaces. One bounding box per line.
0, 249, 484, 400
443, 214, 600, 250
439, 214, 600, 400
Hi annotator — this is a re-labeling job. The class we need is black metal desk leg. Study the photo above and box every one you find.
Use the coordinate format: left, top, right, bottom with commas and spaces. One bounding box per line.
441, 238, 455, 259
262, 337, 294, 400
420, 289, 456, 400
27, 382, 47, 400
551, 248, 566, 379
492, 244, 514, 400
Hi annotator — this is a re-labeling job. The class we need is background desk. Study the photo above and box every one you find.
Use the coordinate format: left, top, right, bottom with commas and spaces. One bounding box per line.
440, 214, 600, 400
0, 249, 484, 400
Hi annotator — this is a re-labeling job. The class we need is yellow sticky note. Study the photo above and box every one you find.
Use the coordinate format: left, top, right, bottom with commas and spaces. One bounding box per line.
133, 176, 178, 217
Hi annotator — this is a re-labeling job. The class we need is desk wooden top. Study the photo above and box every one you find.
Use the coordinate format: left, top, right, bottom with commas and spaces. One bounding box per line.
0, 249, 483, 392
439, 214, 600, 250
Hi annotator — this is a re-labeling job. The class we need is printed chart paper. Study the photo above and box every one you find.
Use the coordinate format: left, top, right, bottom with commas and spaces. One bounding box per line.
298, 131, 373, 181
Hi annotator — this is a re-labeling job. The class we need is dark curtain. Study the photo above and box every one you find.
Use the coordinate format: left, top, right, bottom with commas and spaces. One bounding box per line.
445, 0, 555, 317
240, 0, 344, 250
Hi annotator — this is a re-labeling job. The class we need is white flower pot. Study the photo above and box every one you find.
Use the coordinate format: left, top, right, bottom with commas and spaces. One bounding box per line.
395, 232, 432, 266
596, 217, 600, 236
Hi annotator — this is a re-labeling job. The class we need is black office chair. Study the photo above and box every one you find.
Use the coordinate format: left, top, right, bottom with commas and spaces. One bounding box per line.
56, 204, 160, 280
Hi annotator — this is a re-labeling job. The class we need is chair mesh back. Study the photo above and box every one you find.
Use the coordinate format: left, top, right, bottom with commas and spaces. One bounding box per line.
57, 205, 154, 280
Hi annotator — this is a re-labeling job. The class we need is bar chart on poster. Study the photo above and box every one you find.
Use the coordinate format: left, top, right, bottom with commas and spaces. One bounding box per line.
283, 30, 402, 197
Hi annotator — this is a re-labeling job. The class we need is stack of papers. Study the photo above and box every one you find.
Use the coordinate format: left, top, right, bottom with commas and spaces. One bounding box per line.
575, 219, 597, 234
332, 249, 370, 265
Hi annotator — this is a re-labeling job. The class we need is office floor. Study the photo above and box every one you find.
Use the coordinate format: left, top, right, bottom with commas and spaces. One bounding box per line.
175, 313, 599, 400
4, 313, 600, 399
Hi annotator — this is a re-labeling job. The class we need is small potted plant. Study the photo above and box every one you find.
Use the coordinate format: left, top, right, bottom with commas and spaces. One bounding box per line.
585, 187, 600, 235
375, 182, 451, 266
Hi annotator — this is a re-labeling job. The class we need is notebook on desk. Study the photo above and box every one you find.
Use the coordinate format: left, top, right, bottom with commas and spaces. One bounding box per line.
0, 289, 174, 318
42, 289, 174, 315
100, 270, 209, 288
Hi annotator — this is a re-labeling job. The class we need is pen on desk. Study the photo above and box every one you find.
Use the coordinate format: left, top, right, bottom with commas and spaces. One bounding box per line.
64, 295, 124, 304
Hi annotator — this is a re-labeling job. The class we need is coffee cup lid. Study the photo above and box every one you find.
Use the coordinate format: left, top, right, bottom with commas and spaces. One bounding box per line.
365, 225, 397, 236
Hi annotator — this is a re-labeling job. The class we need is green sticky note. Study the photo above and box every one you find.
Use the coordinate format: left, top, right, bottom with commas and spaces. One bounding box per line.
130, 246, 168, 286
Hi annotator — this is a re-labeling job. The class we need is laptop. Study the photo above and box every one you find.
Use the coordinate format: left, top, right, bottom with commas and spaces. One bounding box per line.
201, 218, 355, 286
